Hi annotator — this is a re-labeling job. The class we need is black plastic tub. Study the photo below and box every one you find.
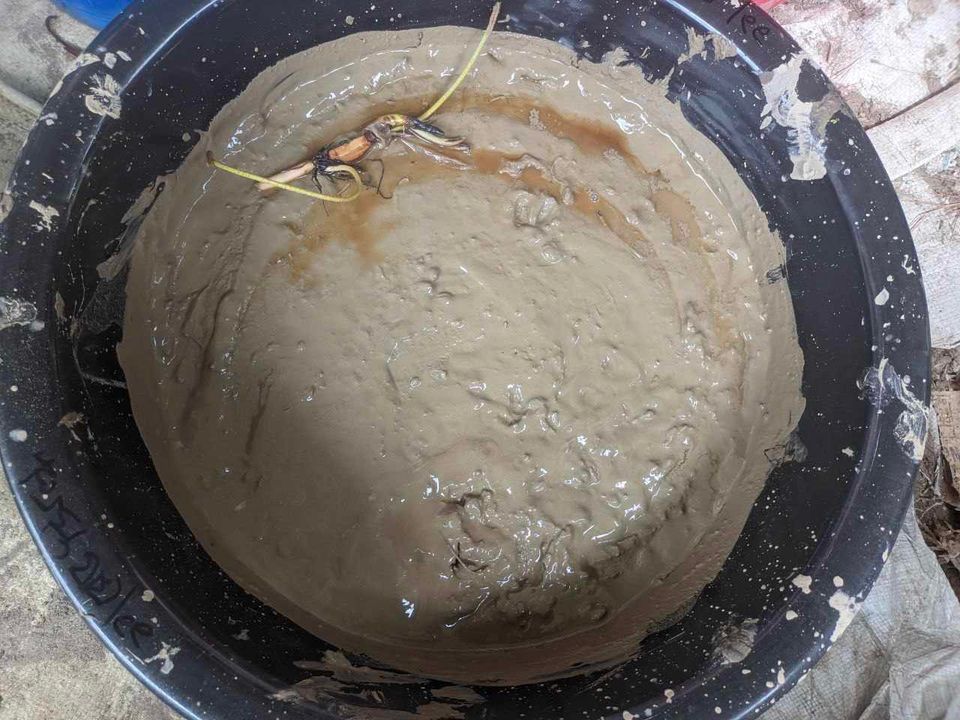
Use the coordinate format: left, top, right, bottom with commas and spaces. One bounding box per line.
0, 1, 930, 718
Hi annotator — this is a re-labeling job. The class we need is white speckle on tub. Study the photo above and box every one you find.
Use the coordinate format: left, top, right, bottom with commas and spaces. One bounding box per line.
0, 296, 38, 331
759, 55, 841, 181
28, 200, 59, 231
8, 429, 27, 442
58, 411, 85, 440
842, 447, 855, 457
828, 590, 861, 642
715, 708, 722, 715
860, 358, 928, 462
103, 52, 117, 68
712, 617, 758, 665
777, 667, 786, 685
765, 680, 775, 689
664, 689, 674, 703
144, 642, 180, 675
785, 610, 798, 621
10, 385, 17, 392
234, 628, 250, 640
882, 547, 889, 561
902, 255, 916, 275
874, 287, 890, 306
39, 112, 57, 126
142, 589, 155, 602
117, 50, 132, 62
792, 574, 813, 594
84, 74, 122, 119
345, 15, 355, 25
623, 711, 636, 720
833, 576, 844, 588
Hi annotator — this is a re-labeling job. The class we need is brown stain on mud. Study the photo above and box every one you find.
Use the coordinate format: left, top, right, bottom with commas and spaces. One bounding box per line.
277, 94, 698, 281
305, 92, 646, 171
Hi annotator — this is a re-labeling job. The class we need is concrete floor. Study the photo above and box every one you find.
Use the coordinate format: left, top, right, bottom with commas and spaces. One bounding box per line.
0, 0, 957, 719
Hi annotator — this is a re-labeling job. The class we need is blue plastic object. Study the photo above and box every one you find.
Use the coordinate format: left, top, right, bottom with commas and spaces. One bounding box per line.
55, 0, 131, 29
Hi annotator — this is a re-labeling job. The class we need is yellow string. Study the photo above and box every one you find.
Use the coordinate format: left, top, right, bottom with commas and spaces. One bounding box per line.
207, 154, 362, 203
419, 2, 500, 121
207, 3, 499, 203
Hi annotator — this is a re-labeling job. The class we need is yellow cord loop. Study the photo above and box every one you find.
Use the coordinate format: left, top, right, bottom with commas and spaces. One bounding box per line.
207, 2, 499, 203
206, 153, 362, 203
419, 2, 500, 121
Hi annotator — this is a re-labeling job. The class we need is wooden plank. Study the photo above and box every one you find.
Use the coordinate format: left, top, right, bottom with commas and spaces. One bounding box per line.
867, 83, 960, 181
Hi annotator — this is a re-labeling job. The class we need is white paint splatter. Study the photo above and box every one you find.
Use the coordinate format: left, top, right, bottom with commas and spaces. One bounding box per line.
792, 574, 813, 594
28, 200, 59, 231
785, 610, 798, 621
828, 589, 861, 642
117, 50, 132, 62
841, 447, 855, 457
833, 575, 844, 587
712, 617, 758, 665
860, 358, 928, 461
233, 628, 249, 640
39, 112, 57, 126
874, 287, 890, 305
623, 712, 637, 720
142, 589, 155, 602
84, 74, 122, 119
271, 689, 302, 703
58, 411, 86, 441
759, 55, 842, 181
103, 52, 117, 69
777, 667, 786, 685
8, 429, 28, 442
143, 642, 180, 674
0, 296, 38, 331
345, 14, 355, 25
664, 689, 674, 704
